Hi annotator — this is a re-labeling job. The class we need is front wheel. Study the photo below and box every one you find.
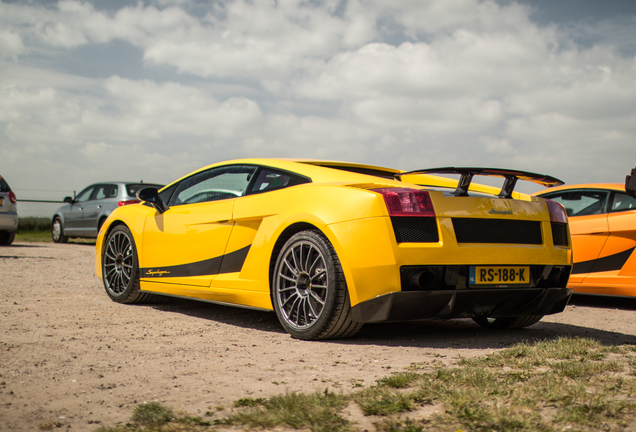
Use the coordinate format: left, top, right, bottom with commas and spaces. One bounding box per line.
272, 230, 362, 340
102, 225, 152, 304
472, 315, 544, 329
51, 217, 68, 243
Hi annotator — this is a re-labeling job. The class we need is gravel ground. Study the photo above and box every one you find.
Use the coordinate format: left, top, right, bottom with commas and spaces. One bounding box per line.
2, 241, 636, 431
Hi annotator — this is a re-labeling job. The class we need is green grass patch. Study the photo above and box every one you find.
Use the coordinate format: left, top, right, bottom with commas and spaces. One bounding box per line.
225, 390, 349, 432
95, 337, 636, 432
15, 228, 52, 242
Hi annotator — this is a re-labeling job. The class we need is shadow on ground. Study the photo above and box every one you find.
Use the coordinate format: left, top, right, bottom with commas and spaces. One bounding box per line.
141, 294, 636, 350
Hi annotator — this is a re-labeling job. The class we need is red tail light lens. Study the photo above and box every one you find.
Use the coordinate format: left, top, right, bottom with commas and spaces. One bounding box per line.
118, 199, 140, 207
372, 188, 435, 217
546, 199, 567, 223
8, 191, 16, 204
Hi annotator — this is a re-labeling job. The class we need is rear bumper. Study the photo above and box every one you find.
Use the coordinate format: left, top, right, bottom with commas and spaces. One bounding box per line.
0, 212, 18, 232
350, 287, 572, 323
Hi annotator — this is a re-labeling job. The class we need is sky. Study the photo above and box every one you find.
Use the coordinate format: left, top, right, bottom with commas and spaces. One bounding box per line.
1, 0, 636, 199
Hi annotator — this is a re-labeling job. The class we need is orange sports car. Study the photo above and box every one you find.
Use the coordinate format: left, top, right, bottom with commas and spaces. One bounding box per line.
534, 183, 636, 297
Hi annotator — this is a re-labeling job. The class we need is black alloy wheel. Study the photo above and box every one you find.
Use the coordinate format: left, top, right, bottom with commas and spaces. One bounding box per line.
102, 225, 151, 304
272, 230, 362, 340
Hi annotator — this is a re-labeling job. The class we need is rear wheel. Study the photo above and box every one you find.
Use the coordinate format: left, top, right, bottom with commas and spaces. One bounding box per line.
472, 315, 544, 329
272, 230, 362, 340
0, 231, 15, 246
102, 225, 152, 304
51, 217, 68, 243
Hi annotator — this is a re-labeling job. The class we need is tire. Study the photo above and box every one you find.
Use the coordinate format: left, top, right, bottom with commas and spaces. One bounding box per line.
102, 225, 152, 304
0, 231, 15, 246
51, 217, 68, 243
472, 315, 544, 329
272, 230, 363, 340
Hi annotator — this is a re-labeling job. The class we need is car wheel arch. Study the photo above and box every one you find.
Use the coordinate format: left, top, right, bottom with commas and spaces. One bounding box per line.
51, 214, 63, 226
269, 222, 319, 290
268, 222, 356, 304
99, 220, 128, 258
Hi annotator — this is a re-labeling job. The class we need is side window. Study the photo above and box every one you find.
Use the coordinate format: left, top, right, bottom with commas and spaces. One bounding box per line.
108, 185, 118, 198
610, 192, 636, 212
249, 168, 310, 194
543, 190, 609, 217
92, 184, 110, 200
75, 186, 95, 203
170, 165, 258, 206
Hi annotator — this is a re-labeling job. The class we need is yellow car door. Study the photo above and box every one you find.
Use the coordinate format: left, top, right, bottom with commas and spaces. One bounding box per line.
140, 164, 258, 288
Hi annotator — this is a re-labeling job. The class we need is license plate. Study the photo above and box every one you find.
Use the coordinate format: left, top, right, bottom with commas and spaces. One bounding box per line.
469, 266, 530, 286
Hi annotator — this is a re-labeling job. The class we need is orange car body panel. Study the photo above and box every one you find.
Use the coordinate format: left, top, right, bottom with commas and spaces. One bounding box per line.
535, 183, 636, 296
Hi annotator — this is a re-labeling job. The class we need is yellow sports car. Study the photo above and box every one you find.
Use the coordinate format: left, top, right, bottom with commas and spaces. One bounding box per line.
95, 159, 573, 340
535, 183, 636, 297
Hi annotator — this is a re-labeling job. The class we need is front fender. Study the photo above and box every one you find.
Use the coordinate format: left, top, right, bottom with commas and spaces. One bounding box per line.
94, 204, 155, 279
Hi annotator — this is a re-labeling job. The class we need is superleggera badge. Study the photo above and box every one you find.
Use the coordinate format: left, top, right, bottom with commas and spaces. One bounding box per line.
146, 269, 170, 276
489, 209, 513, 215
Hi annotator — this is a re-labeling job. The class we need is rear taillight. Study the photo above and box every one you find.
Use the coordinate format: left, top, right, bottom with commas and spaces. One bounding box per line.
546, 199, 567, 223
118, 199, 140, 207
372, 188, 435, 217
8, 191, 16, 204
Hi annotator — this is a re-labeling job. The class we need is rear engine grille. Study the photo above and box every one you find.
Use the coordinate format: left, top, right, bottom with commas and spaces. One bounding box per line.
452, 218, 542, 245
391, 217, 439, 243
551, 222, 568, 246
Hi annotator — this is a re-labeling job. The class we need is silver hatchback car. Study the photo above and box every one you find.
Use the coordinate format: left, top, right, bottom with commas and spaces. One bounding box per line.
51, 182, 162, 243
0, 175, 18, 246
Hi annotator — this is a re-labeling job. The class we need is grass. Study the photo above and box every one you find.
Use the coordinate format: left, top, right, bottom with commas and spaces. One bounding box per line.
90, 336, 636, 432
14, 218, 95, 244
14, 217, 52, 242
15, 228, 53, 242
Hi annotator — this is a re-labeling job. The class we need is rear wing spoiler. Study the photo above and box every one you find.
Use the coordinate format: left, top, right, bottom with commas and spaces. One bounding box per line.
395, 167, 564, 198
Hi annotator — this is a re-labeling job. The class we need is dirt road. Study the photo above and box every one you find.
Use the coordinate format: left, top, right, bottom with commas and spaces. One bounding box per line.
2, 242, 636, 431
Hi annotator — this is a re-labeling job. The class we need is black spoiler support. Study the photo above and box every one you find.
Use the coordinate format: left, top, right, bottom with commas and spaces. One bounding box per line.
395, 167, 564, 198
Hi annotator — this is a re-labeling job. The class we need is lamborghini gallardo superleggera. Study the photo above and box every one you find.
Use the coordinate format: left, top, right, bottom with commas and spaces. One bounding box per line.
95, 159, 573, 340
535, 183, 636, 297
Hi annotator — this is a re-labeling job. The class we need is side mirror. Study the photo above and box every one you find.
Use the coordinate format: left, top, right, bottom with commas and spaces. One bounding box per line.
626, 169, 636, 199
63, 196, 73, 203
136, 187, 169, 214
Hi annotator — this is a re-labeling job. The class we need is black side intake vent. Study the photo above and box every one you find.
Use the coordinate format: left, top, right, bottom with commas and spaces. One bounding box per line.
452, 218, 542, 245
551, 222, 568, 246
391, 217, 439, 243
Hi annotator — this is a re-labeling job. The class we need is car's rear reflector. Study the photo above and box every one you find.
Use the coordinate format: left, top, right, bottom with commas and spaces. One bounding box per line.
372, 188, 435, 217
118, 199, 140, 207
8, 191, 16, 204
546, 199, 568, 224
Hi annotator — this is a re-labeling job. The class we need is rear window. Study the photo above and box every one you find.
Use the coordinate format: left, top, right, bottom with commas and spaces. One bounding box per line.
126, 183, 163, 198
0, 177, 11, 192
250, 168, 310, 194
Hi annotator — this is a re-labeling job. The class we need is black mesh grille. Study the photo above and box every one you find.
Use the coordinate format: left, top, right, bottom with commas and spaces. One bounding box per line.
452, 218, 542, 244
551, 222, 568, 246
391, 217, 439, 243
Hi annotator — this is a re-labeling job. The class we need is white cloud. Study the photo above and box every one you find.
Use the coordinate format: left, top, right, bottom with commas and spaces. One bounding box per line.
1, 0, 636, 195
